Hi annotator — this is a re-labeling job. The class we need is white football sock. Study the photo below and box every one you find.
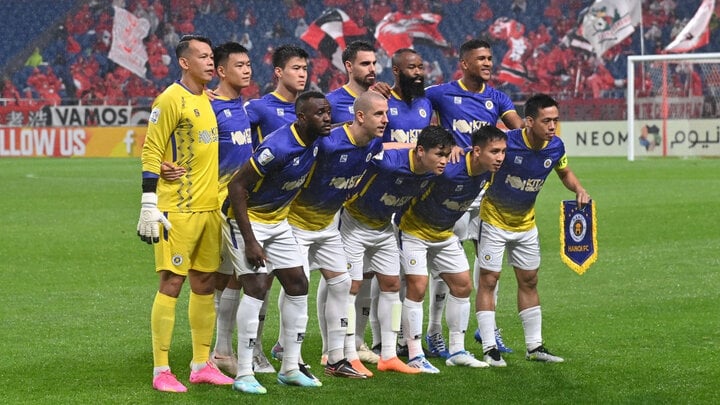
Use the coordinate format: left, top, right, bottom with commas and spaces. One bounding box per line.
446, 294, 470, 355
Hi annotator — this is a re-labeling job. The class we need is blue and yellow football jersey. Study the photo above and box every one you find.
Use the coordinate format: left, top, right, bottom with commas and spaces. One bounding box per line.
240, 123, 319, 224
213, 96, 253, 205
399, 151, 491, 241
326, 85, 358, 124
383, 91, 432, 143
244, 91, 296, 147
288, 124, 383, 231
142, 81, 219, 212
344, 148, 435, 229
425, 80, 516, 148
481, 128, 568, 232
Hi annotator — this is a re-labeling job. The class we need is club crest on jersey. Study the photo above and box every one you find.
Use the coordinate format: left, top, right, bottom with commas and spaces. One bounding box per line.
340, 154, 348, 163
223, 109, 232, 117
485, 100, 494, 110
454, 96, 462, 104
390, 107, 398, 116
348, 106, 354, 114
194, 109, 200, 117
276, 108, 285, 117
544, 158, 552, 168
149, 107, 160, 124
569, 213, 587, 242
366, 152, 373, 162
172, 254, 183, 266
293, 157, 300, 166
257, 148, 275, 166
514, 156, 523, 164
313, 145, 319, 156
454, 184, 464, 192
419, 108, 427, 118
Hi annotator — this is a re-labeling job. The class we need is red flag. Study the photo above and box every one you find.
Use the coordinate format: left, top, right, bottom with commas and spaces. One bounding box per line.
300, 8, 367, 70
489, 18, 531, 87
374, 12, 449, 56
664, 0, 715, 53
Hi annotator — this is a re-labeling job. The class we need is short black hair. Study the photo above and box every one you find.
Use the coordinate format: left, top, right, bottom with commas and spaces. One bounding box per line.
176, 34, 212, 59
524, 93, 558, 119
295, 90, 327, 113
342, 40, 375, 64
459, 39, 491, 60
417, 125, 455, 151
471, 125, 507, 147
213, 42, 249, 68
272, 44, 309, 68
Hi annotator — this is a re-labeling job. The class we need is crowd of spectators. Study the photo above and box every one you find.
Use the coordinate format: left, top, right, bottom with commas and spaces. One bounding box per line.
0, 0, 717, 119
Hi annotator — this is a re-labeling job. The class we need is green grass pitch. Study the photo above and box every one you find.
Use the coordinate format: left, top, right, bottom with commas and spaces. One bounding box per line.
0, 156, 718, 404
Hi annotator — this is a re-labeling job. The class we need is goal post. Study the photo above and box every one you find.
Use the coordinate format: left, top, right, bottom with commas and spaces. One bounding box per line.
627, 53, 720, 161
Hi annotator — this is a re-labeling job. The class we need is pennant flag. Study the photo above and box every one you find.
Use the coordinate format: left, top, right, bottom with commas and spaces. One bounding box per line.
578, 0, 641, 58
300, 8, 367, 70
374, 12, 449, 57
559, 200, 598, 275
108, 6, 150, 78
664, 0, 715, 53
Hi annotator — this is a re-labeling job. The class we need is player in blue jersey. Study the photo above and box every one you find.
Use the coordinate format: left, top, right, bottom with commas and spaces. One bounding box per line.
340, 125, 454, 374
369, 48, 434, 358
326, 40, 391, 126
326, 41, 377, 124
242, 44, 310, 373
288, 91, 390, 379
383, 48, 432, 144
225, 92, 331, 393
139, 34, 234, 393
424, 39, 524, 357
244, 45, 309, 147
475, 94, 590, 367
425, 39, 523, 148
397, 125, 507, 372
195, 42, 260, 377
324, 40, 391, 363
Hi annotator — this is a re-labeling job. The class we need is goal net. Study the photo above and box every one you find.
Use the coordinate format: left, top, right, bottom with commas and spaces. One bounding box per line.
627, 53, 720, 160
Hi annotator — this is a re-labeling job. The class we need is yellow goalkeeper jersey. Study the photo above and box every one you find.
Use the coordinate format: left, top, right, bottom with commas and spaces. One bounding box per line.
141, 82, 219, 212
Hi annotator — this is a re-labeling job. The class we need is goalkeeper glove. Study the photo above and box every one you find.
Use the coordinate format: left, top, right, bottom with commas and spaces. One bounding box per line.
137, 192, 172, 244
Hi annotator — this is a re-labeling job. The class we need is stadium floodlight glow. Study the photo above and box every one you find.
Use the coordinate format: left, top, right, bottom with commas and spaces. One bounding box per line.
627, 52, 720, 161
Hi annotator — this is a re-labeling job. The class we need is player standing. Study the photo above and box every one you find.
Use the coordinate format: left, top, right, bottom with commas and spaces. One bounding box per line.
225, 92, 331, 394
397, 125, 507, 372
475, 94, 589, 367
288, 91, 392, 379
424, 39, 523, 356
340, 125, 454, 374
243, 44, 310, 372
138, 34, 233, 393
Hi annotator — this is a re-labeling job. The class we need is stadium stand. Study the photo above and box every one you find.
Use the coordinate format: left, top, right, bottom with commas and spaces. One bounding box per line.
0, 0, 717, 121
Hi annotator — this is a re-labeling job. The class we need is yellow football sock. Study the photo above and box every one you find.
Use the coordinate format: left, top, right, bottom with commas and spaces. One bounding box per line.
189, 291, 215, 366
151, 292, 177, 368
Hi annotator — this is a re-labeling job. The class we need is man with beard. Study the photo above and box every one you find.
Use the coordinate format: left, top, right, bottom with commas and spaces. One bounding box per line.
325, 40, 386, 364
327, 40, 382, 124
383, 48, 432, 144
369, 48, 433, 359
